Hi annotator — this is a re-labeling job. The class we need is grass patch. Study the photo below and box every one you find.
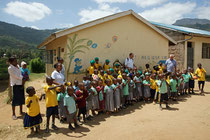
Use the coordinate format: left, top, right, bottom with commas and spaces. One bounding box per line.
29, 73, 45, 81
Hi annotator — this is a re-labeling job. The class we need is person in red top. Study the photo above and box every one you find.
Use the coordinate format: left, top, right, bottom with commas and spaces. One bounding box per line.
75, 83, 88, 122
96, 80, 105, 114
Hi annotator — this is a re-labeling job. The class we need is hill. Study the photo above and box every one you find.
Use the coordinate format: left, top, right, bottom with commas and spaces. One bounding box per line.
0, 21, 61, 49
173, 18, 210, 31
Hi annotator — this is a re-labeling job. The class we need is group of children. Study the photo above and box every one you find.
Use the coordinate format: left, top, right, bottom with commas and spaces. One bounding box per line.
23, 57, 207, 134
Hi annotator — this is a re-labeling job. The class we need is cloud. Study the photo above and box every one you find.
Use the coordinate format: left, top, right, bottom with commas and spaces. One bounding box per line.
78, 3, 121, 23
30, 26, 40, 30
4, 1, 51, 22
59, 23, 74, 28
196, 6, 210, 20
140, 2, 196, 24
93, 0, 167, 7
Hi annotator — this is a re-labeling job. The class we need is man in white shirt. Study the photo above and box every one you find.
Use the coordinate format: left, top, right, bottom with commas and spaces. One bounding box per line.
125, 53, 135, 69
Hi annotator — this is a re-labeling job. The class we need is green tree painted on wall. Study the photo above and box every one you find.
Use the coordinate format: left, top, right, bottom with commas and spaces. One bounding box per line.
65, 34, 89, 78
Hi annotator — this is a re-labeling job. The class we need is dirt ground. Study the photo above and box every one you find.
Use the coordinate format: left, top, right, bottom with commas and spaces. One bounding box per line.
0, 76, 210, 140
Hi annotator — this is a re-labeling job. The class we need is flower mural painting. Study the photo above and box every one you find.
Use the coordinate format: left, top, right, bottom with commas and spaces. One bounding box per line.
73, 58, 82, 74
87, 40, 93, 46
65, 34, 89, 78
91, 43, 98, 48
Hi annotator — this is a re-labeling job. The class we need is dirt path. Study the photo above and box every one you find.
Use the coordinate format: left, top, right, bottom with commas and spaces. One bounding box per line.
0, 77, 210, 140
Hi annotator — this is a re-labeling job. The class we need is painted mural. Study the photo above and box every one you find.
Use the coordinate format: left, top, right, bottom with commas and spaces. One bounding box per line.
73, 58, 82, 74
65, 34, 89, 78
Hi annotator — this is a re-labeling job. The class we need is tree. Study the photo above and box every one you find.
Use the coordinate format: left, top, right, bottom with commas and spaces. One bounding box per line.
30, 57, 45, 73
65, 34, 89, 79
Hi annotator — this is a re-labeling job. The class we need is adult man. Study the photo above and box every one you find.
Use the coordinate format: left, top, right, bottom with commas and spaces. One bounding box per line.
165, 54, 177, 74
125, 53, 135, 69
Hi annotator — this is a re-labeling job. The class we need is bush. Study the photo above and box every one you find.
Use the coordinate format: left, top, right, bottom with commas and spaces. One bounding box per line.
0, 58, 9, 80
30, 58, 45, 73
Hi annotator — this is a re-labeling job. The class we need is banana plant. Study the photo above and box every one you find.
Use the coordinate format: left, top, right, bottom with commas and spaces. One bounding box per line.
66, 34, 89, 79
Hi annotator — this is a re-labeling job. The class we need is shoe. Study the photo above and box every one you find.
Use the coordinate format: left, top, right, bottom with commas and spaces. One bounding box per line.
74, 123, 80, 128
86, 116, 92, 121
153, 101, 156, 105
51, 124, 58, 130
12, 115, 17, 120
45, 127, 50, 133
159, 106, 163, 111
166, 105, 170, 109
68, 124, 75, 130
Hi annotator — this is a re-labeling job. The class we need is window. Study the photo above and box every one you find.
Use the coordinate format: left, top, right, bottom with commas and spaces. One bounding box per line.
202, 43, 210, 59
46, 50, 53, 64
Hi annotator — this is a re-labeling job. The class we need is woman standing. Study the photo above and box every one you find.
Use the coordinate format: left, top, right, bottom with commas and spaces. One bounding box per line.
51, 63, 65, 85
8, 57, 25, 120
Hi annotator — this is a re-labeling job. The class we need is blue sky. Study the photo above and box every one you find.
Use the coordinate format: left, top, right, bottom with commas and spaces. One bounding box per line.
0, 0, 210, 29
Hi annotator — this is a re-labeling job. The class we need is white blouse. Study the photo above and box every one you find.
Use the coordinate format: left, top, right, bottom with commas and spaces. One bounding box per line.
51, 70, 65, 85
8, 64, 23, 86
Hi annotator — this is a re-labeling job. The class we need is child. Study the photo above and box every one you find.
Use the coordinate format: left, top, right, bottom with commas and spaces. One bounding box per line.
64, 86, 79, 130
104, 79, 114, 114
73, 80, 79, 92
24, 86, 42, 134
150, 74, 156, 101
177, 73, 184, 95
182, 69, 191, 95
75, 83, 88, 122
133, 71, 142, 101
195, 63, 206, 94
43, 76, 61, 133
170, 74, 178, 101
153, 74, 160, 104
122, 73, 129, 107
112, 78, 121, 112
20, 61, 30, 81
105, 69, 114, 84
157, 74, 170, 110
189, 68, 195, 94
117, 77, 124, 108
83, 76, 91, 90
145, 64, 150, 73
96, 80, 105, 113
87, 60, 95, 76
98, 70, 106, 85
128, 77, 134, 104
143, 75, 151, 102
92, 69, 99, 81
94, 57, 102, 70
103, 59, 110, 71
57, 85, 66, 123
90, 81, 99, 115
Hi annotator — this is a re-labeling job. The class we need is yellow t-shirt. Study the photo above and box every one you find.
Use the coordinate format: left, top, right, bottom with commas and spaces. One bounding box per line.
166, 76, 170, 84
87, 66, 95, 75
118, 70, 121, 75
195, 68, 206, 81
150, 78, 156, 90
104, 64, 110, 71
104, 74, 113, 84
25, 95, 40, 117
152, 70, 156, 74
95, 63, 102, 70
44, 85, 58, 108
98, 74, 105, 85
117, 74, 123, 79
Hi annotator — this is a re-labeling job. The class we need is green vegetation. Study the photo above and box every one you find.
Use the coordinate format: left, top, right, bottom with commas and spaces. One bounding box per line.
30, 58, 45, 73
0, 58, 9, 80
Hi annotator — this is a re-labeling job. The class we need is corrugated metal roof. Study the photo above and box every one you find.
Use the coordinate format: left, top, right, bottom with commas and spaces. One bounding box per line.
150, 21, 210, 37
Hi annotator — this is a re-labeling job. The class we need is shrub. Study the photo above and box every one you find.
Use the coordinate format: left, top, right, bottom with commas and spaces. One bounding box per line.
0, 58, 9, 80
30, 58, 45, 73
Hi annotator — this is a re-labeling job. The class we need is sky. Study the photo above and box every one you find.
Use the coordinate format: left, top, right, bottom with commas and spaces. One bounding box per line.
0, 0, 210, 30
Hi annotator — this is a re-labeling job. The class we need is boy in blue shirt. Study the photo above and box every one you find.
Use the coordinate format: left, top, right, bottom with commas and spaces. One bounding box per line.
64, 86, 80, 130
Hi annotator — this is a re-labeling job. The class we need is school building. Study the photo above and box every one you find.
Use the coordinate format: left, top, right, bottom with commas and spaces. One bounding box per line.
37, 10, 210, 80
151, 21, 210, 74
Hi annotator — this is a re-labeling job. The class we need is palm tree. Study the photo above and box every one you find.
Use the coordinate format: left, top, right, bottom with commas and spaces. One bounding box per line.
65, 34, 89, 79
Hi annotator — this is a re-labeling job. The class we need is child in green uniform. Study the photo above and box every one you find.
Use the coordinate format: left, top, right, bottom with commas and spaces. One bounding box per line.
157, 74, 170, 110
122, 73, 129, 107
182, 69, 191, 95
170, 74, 178, 101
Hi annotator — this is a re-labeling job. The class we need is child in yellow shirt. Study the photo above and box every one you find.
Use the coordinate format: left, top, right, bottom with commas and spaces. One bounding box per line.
103, 59, 110, 72
24, 86, 42, 134
195, 63, 206, 93
87, 60, 95, 76
150, 74, 156, 101
43, 76, 62, 133
94, 57, 102, 70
